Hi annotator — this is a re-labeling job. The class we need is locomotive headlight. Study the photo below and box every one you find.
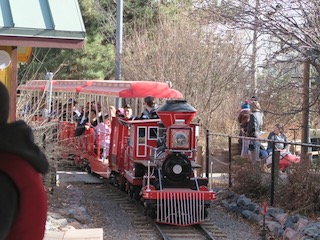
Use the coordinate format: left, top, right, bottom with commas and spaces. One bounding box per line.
174, 133, 187, 147
169, 128, 191, 149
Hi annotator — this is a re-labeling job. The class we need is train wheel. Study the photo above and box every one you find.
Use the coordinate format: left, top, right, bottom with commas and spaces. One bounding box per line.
84, 164, 91, 174
85, 165, 91, 174
129, 185, 134, 199
129, 185, 140, 201
119, 178, 127, 192
83, 160, 91, 174
144, 207, 155, 219
109, 173, 118, 187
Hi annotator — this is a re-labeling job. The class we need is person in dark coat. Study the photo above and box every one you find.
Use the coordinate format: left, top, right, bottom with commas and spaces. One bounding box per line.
237, 101, 251, 158
140, 96, 159, 119
247, 100, 264, 162
0, 81, 49, 240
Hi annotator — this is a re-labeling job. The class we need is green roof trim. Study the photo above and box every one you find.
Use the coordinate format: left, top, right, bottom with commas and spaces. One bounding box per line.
0, 0, 86, 48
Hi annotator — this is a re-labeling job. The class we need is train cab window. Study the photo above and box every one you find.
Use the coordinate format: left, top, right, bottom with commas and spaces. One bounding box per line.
138, 127, 146, 144
149, 127, 158, 139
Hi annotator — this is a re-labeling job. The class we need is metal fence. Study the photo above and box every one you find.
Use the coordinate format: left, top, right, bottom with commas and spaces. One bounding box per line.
206, 129, 320, 206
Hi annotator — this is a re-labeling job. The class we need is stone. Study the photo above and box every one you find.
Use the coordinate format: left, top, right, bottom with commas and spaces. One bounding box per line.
283, 228, 301, 240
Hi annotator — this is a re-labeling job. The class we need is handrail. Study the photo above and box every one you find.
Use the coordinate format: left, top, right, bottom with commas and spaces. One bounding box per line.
208, 132, 320, 148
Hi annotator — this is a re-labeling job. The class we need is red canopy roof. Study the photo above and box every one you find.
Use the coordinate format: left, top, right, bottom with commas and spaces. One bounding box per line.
18, 80, 183, 99
17, 80, 47, 91
18, 80, 90, 92
51, 80, 89, 92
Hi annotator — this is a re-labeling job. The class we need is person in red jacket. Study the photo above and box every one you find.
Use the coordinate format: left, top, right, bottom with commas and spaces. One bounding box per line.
0, 81, 49, 240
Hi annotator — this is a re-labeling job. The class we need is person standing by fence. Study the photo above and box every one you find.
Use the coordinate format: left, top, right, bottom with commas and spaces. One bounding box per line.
238, 101, 251, 159
247, 99, 264, 162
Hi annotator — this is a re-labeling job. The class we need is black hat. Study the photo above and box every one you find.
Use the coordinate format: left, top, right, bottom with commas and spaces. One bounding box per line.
251, 96, 258, 101
68, 98, 77, 104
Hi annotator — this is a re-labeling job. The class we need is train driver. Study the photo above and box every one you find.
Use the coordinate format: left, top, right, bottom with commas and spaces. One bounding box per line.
140, 96, 159, 119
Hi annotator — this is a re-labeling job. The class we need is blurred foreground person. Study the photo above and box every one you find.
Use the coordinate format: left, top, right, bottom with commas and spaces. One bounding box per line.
0, 81, 49, 240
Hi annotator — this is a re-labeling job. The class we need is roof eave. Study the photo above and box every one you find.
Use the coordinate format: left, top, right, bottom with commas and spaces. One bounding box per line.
0, 28, 85, 40
0, 35, 85, 49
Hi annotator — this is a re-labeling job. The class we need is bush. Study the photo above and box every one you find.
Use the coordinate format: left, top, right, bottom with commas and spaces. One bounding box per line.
276, 162, 320, 216
232, 162, 270, 199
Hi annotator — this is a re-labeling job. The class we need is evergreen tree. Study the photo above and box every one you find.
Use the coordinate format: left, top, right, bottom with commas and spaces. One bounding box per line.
19, 0, 114, 81
18, 0, 191, 82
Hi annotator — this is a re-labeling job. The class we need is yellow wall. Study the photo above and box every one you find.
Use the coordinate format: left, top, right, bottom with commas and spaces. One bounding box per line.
0, 47, 12, 123
0, 46, 31, 122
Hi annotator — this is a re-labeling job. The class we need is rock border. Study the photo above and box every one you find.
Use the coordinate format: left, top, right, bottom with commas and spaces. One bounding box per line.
215, 188, 320, 239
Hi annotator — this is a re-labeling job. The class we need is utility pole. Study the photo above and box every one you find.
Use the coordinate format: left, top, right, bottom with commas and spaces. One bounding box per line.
251, 0, 259, 95
115, 0, 123, 110
46, 72, 53, 117
301, 59, 311, 159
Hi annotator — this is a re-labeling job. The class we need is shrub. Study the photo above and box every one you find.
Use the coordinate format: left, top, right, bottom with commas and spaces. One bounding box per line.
276, 162, 320, 216
232, 162, 270, 199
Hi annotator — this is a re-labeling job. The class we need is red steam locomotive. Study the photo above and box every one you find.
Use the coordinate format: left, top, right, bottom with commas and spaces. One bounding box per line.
18, 80, 216, 226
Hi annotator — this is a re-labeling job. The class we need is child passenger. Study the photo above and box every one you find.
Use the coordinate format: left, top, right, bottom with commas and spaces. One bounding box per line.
124, 104, 136, 120
95, 115, 111, 159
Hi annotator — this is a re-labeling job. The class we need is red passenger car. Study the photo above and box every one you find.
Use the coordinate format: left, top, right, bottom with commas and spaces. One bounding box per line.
18, 80, 216, 226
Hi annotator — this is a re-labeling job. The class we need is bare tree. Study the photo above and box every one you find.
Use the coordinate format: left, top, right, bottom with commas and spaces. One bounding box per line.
203, 0, 320, 71
122, 11, 251, 133
197, 0, 320, 133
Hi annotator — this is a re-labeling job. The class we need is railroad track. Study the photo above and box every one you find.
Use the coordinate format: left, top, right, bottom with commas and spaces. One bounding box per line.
155, 221, 227, 240
103, 184, 161, 240
103, 183, 228, 240
56, 166, 229, 239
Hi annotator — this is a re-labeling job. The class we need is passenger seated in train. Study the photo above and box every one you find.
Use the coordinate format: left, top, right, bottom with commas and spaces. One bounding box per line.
61, 98, 80, 121
75, 108, 97, 136
116, 108, 124, 117
94, 114, 111, 159
140, 96, 159, 119
75, 110, 88, 136
85, 109, 98, 129
21, 96, 42, 118
91, 101, 103, 118
109, 105, 116, 119
123, 104, 136, 120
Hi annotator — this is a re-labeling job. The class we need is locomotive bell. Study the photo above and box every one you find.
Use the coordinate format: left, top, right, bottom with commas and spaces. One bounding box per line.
157, 100, 197, 128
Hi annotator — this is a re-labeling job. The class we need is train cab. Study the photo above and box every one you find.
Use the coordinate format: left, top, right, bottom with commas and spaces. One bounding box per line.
108, 116, 159, 186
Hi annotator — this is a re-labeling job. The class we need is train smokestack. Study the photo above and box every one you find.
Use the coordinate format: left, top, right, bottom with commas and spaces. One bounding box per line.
157, 100, 197, 128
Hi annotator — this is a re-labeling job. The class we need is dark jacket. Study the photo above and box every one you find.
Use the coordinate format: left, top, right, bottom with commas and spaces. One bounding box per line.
238, 109, 251, 128
140, 108, 159, 119
247, 111, 264, 138
0, 120, 49, 240
267, 131, 289, 153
